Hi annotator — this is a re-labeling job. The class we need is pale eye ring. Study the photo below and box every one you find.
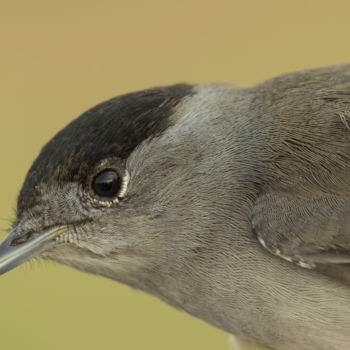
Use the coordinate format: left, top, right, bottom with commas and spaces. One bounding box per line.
88, 157, 130, 205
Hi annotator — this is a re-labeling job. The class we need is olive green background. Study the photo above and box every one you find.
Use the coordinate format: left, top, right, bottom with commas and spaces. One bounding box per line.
0, 1, 349, 349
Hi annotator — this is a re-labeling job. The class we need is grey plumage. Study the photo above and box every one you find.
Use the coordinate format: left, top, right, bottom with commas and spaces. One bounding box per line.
1, 64, 350, 350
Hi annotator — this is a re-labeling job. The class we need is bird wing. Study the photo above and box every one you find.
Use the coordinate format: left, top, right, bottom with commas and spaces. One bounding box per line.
251, 66, 350, 284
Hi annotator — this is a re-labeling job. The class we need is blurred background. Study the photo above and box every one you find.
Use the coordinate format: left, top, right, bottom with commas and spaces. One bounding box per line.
0, 1, 349, 349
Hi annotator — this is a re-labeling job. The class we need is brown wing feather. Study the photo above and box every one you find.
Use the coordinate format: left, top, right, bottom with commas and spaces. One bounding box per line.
251, 64, 350, 284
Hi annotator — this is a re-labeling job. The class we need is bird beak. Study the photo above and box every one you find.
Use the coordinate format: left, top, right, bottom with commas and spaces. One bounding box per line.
0, 225, 70, 276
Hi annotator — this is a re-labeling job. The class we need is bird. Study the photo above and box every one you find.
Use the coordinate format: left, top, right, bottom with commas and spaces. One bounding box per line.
1, 64, 350, 350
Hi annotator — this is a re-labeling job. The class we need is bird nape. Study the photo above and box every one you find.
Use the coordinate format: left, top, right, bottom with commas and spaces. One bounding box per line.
1, 65, 350, 350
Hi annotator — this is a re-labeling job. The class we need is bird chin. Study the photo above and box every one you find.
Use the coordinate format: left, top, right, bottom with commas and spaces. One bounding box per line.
39, 243, 109, 274
40, 241, 101, 261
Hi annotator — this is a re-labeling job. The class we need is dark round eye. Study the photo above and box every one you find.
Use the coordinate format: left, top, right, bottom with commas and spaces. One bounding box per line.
92, 169, 122, 200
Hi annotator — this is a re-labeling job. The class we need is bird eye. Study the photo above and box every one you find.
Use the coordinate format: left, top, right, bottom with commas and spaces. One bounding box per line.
91, 169, 122, 200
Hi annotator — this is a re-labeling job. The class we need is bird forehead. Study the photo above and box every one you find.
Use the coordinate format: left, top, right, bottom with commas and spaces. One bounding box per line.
17, 84, 194, 215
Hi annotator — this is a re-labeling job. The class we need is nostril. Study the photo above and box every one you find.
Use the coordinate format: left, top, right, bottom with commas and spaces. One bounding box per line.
10, 232, 33, 246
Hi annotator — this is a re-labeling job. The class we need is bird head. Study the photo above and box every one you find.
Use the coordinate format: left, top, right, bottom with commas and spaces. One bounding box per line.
1, 85, 201, 284
0, 83, 240, 298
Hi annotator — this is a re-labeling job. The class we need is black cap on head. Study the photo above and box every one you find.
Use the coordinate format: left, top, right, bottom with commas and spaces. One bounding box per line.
17, 84, 193, 214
